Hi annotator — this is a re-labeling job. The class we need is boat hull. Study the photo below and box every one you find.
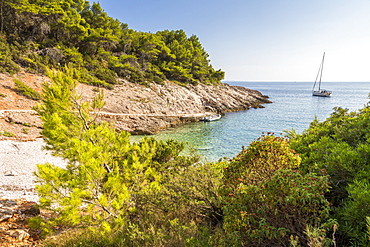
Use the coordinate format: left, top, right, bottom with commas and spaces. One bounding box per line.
313, 90, 332, 97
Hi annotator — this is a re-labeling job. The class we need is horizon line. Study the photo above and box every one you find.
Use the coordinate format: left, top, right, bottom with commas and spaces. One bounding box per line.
222, 80, 370, 83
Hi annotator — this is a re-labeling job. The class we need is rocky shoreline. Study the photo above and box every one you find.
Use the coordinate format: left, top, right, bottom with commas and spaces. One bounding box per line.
94, 80, 271, 135
0, 71, 271, 139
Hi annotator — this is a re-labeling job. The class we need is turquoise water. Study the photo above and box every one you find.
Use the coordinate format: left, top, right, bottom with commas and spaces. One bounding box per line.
132, 81, 370, 161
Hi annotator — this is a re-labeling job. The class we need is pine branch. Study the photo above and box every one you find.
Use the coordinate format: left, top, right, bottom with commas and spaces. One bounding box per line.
71, 96, 90, 131
81, 198, 118, 219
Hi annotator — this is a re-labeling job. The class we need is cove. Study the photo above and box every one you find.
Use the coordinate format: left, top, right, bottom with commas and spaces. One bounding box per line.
132, 81, 370, 162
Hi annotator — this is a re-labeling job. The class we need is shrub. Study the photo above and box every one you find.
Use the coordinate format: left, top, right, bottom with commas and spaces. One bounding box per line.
92, 66, 117, 84
220, 135, 332, 246
338, 180, 370, 245
1, 131, 15, 137
288, 106, 370, 245
13, 79, 42, 100
71, 67, 113, 89
0, 35, 20, 75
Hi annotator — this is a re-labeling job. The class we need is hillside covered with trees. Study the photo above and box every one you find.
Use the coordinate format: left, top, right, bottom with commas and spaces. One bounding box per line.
0, 0, 224, 87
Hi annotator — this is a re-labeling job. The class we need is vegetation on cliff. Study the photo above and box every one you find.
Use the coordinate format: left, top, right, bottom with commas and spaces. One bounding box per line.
31, 69, 370, 246
0, 0, 224, 87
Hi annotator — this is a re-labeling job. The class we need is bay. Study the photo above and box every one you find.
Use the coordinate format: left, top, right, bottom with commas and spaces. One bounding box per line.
132, 81, 369, 162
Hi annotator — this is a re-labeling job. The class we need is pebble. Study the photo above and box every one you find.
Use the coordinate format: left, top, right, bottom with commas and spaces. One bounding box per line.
0, 138, 67, 202
7, 229, 30, 240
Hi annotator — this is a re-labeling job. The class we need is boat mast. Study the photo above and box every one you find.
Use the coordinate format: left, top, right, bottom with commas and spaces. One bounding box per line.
318, 52, 325, 91
312, 52, 325, 91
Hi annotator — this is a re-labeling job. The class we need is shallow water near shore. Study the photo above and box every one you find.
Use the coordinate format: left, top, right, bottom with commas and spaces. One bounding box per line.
132, 81, 370, 162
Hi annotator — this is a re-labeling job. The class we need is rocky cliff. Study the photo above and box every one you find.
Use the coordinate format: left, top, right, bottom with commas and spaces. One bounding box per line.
0, 71, 271, 139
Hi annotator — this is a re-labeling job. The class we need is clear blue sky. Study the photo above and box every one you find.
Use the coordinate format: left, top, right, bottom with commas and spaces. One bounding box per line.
93, 0, 370, 82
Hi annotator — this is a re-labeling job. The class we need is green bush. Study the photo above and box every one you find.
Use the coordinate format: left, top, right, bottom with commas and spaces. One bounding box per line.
289, 105, 370, 245
22, 128, 29, 134
0, 35, 20, 75
71, 67, 113, 89
220, 135, 332, 246
92, 66, 117, 85
337, 180, 370, 245
13, 79, 42, 100
1, 131, 15, 137
41, 229, 121, 247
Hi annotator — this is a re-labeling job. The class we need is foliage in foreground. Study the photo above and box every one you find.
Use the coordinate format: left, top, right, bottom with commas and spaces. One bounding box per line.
289, 103, 370, 246
220, 135, 333, 247
33, 69, 222, 246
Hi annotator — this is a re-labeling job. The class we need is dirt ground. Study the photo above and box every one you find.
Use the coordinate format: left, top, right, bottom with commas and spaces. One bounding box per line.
0, 72, 44, 245
0, 71, 46, 141
0, 199, 44, 246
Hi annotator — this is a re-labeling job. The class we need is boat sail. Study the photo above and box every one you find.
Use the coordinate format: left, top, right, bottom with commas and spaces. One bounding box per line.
312, 52, 332, 97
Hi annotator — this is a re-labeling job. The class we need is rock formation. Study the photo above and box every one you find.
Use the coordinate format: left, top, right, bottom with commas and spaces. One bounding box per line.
78, 79, 271, 135
0, 71, 271, 139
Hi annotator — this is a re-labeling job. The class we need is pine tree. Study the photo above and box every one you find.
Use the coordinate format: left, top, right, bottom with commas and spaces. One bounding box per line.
34, 68, 164, 233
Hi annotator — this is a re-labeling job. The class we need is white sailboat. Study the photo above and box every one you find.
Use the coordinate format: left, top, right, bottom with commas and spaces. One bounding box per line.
312, 52, 332, 97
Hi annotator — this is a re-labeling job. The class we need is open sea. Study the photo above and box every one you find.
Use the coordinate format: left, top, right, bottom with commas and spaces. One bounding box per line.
132, 81, 370, 162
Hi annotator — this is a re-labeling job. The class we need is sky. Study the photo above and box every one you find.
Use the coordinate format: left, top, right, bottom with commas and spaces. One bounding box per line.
92, 0, 370, 82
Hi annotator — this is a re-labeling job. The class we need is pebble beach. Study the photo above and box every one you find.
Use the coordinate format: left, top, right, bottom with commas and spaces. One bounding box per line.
0, 138, 67, 202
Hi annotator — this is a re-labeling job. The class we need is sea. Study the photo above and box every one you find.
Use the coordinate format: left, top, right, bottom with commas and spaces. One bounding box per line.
132, 81, 370, 162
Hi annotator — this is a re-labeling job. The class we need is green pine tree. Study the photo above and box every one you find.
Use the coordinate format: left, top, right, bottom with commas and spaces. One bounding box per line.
34, 68, 163, 233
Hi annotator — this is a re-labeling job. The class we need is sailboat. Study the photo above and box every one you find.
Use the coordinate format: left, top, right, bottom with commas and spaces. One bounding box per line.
312, 52, 332, 97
